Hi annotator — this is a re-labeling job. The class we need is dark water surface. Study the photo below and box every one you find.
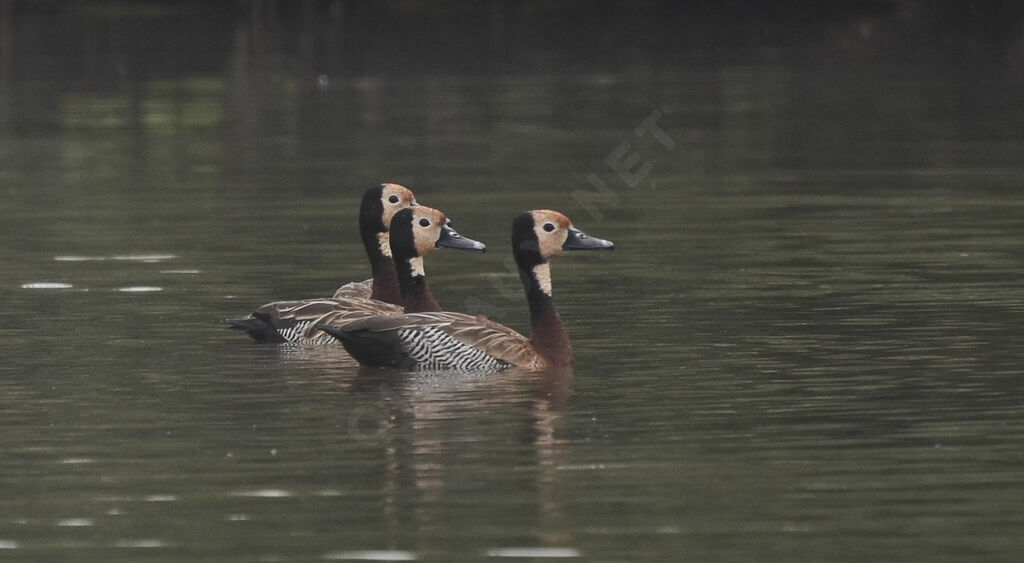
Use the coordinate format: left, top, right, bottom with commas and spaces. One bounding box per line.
2, 6, 1023, 562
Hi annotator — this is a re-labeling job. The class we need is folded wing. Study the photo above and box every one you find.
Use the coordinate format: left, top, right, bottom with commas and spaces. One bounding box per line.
324, 312, 542, 371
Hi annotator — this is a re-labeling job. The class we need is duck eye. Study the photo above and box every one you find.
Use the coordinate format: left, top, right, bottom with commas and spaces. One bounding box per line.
543, 222, 556, 232
388, 195, 400, 204
419, 218, 431, 227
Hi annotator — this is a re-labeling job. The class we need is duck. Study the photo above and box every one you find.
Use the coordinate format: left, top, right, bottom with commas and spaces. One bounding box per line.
227, 204, 484, 344
227, 183, 416, 343
321, 210, 614, 370
333, 183, 419, 304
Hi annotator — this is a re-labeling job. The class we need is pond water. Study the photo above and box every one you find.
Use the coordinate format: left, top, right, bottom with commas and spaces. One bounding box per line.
2, 5, 1023, 562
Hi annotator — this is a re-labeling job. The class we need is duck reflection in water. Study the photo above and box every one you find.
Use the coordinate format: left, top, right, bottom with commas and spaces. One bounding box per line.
343, 364, 577, 547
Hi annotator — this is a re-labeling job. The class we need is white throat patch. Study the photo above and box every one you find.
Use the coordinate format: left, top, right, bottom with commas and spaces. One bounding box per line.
532, 263, 552, 296
409, 256, 425, 277
377, 232, 391, 258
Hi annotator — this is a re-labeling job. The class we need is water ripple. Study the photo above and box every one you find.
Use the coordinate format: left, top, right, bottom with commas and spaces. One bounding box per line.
112, 254, 177, 262
324, 550, 417, 561
231, 489, 292, 498
484, 547, 581, 558
56, 518, 94, 527
115, 539, 167, 548
22, 282, 74, 289
143, 494, 178, 502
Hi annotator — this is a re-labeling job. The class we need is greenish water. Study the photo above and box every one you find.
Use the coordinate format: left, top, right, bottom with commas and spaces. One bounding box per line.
2, 9, 1024, 562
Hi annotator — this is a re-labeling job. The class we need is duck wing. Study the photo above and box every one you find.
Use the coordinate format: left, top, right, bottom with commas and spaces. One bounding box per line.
323, 312, 541, 370
331, 278, 374, 300
228, 296, 403, 344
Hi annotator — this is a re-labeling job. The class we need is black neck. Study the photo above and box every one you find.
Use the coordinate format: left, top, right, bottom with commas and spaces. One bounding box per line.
396, 258, 441, 313
390, 219, 441, 313
518, 263, 572, 366
518, 265, 554, 327
369, 254, 401, 305
360, 220, 401, 306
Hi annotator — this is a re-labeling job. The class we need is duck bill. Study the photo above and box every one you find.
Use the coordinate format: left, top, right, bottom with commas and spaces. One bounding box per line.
563, 226, 614, 251
437, 225, 487, 252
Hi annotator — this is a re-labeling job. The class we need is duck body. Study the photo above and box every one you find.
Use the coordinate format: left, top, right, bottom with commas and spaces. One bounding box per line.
327, 311, 531, 371
228, 197, 484, 345
323, 210, 613, 370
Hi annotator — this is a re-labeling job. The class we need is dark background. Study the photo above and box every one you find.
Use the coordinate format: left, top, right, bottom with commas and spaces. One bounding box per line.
3, 1, 1023, 81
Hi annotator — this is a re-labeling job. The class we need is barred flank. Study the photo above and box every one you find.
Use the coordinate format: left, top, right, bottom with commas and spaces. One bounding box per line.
399, 327, 512, 372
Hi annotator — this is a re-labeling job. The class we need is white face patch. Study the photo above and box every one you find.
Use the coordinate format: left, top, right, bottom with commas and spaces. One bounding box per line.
408, 256, 425, 277
538, 228, 567, 259
531, 210, 571, 259
380, 184, 416, 227
412, 209, 446, 256
377, 232, 391, 258
414, 224, 438, 256
532, 263, 552, 296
